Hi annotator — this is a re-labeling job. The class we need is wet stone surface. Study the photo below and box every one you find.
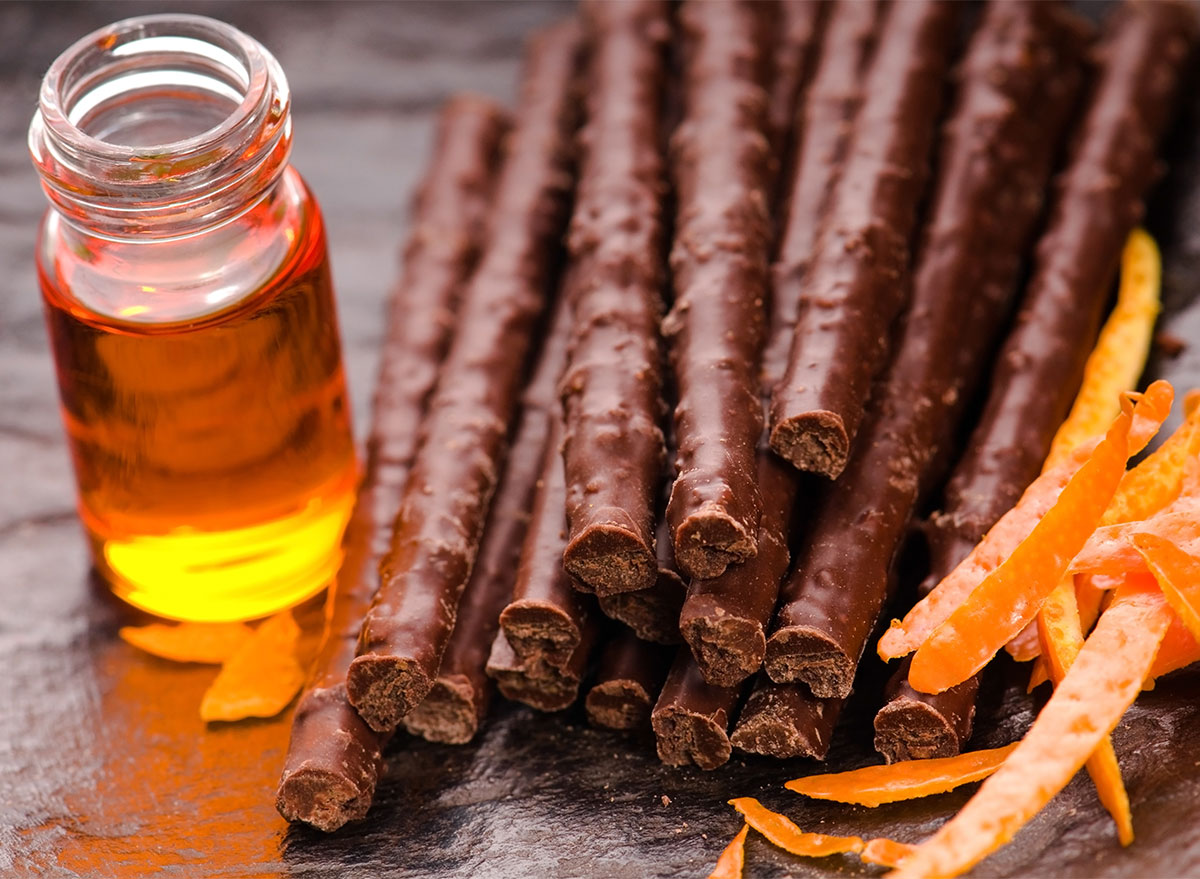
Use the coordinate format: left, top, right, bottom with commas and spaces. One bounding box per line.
2, 2, 1199, 877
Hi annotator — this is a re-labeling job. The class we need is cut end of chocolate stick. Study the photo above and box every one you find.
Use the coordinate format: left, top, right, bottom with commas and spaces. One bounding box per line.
346, 653, 433, 733
401, 675, 482, 745
651, 707, 734, 771
499, 601, 582, 669
275, 687, 385, 832
596, 574, 686, 645
672, 510, 759, 580
768, 410, 849, 479
586, 680, 654, 731
763, 625, 854, 698
679, 610, 766, 689
563, 523, 658, 594
874, 698, 966, 764
729, 681, 840, 760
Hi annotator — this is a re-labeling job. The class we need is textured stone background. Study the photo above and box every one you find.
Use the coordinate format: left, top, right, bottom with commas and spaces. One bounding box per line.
2, 2, 1199, 877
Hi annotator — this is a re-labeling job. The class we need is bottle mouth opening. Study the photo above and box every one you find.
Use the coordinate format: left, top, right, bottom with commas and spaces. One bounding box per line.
30, 14, 292, 238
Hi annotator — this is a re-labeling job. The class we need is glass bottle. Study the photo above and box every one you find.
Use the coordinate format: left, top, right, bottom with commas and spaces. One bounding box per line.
29, 14, 358, 622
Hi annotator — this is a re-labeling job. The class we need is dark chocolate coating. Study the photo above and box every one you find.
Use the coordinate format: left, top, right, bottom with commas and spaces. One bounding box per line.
486, 625, 598, 713
560, 0, 671, 596
664, 0, 772, 580
765, 0, 824, 173
768, 0, 958, 478
585, 628, 673, 731
650, 649, 743, 770
501, 418, 595, 670
730, 677, 842, 760
596, 515, 686, 644
276, 96, 507, 831
348, 22, 580, 734
675, 1, 882, 688
401, 285, 575, 744
765, 0, 1092, 699
875, 654, 977, 762
874, 0, 1198, 759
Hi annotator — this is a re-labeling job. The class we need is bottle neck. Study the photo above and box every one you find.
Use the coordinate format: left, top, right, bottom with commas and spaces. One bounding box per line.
29, 14, 292, 242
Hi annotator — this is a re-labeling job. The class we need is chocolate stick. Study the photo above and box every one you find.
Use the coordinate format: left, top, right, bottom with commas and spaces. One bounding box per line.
650, 649, 744, 770
276, 96, 507, 831
768, 0, 958, 479
874, 0, 1198, 762
486, 624, 599, 713
401, 279, 575, 745
596, 515, 686, 645
764, 0, 1092, 700
663, 0, 772, 580
500, 418, 596, 669
677, 0, 883, 688
585, 628, 673, 731
560, 0, 671, 596
765, 0, 825, 194
730, 678, 842, 761
347, 22, 581, 733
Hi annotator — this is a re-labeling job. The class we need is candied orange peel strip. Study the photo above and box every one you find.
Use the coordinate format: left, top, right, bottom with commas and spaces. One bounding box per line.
1045, 228, 1161, 467
200, 610, 305, 722
1146, 605, 1200, 686
907, 384, 1171, 694
862, 838, 917, 868
728, 798, 864, 858
887, 580, 1175, 879
783, 744, 1017, 807
1135, 532, 1200, 641
708, 824, 748, 879
880, 381, 1173, 663
119, 621, 254, 664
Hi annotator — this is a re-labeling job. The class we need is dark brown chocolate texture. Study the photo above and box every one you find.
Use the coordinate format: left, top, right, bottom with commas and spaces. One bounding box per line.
560, 0, 670, 597
651, 650, 743, 770
486, 626, 598, 713
500, 418, 596, 669
875, 0, 1199, 761
401, 278, 576, 745
764, 0, 1092, 700
347, 22, 580, 734
596, 515, 686, 645
276, 95, 507, 831
676, 0, 884, 690
585, 628, 673, 731
765, 0, 824, 172
730, 678, 842, 761
663, 0, 772, 581
768, 0, 958, 479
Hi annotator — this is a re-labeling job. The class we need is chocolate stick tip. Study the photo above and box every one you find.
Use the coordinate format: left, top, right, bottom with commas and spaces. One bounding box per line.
679, 600, 766, 688
729, 682, 838, 760
672, 509, 757, 580
763, 625, 854, 699
873, 696, 965, 763
563, 523, 657, 594
586, 680, 654, 731
275, 687, 384, 831
400, 676, 481, 745
651, 707, 733, 771
499, 600, 582, 666
346, 654, 432, 733
768, 409, 849, 478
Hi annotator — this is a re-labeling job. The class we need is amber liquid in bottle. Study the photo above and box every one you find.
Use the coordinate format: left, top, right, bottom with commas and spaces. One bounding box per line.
38, 187, 358, 622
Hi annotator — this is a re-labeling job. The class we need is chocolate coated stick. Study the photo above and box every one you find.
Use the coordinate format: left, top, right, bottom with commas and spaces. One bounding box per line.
276, 95, 507, 830
730, 678, 842, 761
677, 0, 883, 688
347, 22, 580, 734
585, 628, 673, 731
768, 0, 958, 479
596, 515, 686, 645
500, 418, 595, 669
486, 626, 599, 713
651, 649, 743, 770
664, 0, 772, 580
765, 0, 825, 195
401, 278, 575, 745
560, 0, 671, 596
764, 0, 1091, 700
875, 0, 1198, 761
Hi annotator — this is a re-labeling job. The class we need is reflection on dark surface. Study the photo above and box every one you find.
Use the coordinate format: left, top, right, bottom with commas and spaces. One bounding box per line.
4, 2, 1200, 878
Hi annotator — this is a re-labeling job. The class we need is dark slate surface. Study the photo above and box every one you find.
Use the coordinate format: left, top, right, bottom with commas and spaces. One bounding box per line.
2, 2, 1199, 877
